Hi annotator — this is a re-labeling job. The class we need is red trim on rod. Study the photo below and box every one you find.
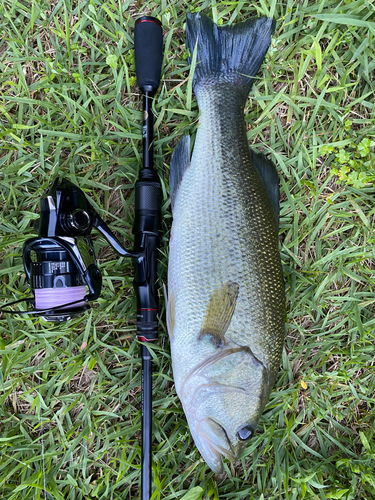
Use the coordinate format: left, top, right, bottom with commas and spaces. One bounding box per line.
135, 19, 161, 27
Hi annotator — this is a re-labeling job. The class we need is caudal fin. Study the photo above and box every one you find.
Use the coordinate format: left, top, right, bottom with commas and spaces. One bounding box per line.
186, 12, 275, 95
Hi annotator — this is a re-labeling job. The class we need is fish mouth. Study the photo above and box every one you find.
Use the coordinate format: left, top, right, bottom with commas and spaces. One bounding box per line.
179, 347, 267, 473
188, 414, 235, 474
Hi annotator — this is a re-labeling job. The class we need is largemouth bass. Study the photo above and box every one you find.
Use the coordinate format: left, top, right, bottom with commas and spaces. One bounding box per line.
167, 12, 285, 474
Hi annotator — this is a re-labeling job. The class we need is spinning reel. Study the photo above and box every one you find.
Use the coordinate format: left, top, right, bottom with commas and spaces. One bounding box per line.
1, 177, 161, 335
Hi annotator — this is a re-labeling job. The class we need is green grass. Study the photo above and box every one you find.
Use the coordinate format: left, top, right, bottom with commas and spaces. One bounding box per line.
1, 0, 375, 499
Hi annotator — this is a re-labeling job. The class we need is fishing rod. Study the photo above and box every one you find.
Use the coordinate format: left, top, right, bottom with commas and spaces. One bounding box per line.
0, 14, 163, 499
134, 15, 163, 499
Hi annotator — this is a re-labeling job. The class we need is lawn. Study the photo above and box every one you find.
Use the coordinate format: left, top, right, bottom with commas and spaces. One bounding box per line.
0, 0, 374, 499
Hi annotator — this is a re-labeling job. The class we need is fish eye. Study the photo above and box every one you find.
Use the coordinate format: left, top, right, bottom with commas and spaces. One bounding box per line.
237, 425, 254, 441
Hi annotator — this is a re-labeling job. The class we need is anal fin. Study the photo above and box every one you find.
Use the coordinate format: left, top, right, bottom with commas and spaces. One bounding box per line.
169, 135, 191, 211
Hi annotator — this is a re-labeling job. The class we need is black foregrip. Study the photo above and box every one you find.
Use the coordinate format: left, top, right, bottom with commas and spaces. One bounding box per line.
134, 16, 163, 92
134, 179, 161, 234
135, 181, 160, 212
133, 178, 161, 342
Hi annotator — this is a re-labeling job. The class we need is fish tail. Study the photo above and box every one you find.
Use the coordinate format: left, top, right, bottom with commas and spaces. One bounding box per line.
186, 12, 275, 95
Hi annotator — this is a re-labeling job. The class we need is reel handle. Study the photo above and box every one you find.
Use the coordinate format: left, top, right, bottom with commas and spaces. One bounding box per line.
134, 16, 163, 93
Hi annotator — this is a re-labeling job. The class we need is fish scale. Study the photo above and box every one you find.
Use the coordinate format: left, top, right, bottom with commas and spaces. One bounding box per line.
167, 12, 285, 473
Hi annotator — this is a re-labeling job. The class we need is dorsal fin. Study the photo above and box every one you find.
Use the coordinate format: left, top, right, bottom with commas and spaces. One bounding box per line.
250, 149, 280, 230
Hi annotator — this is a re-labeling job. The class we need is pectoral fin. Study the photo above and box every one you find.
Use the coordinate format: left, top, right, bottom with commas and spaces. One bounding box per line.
199, 281, 239, 346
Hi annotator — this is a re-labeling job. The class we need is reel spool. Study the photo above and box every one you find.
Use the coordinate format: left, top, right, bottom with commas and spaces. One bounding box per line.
1, 179, 139, 322
23, 238, 90, 321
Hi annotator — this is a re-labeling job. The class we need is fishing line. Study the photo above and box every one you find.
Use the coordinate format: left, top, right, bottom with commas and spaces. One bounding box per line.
0, 297, 89, 316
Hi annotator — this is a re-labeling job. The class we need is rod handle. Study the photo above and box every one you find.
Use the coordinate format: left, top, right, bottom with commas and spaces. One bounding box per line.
133, 179, 161, 342
134, 16, 163, 93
